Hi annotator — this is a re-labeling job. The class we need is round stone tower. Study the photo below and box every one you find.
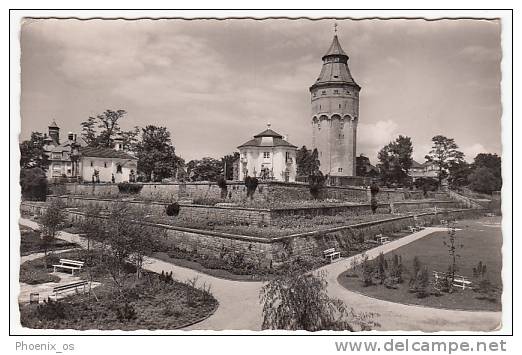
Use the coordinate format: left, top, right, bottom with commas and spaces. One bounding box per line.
310, 34, 361, 177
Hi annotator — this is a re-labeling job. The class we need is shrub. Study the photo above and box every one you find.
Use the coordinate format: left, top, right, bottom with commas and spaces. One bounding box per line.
309, 173, 326, 199
165, 203, 180, 217
20, 167, 48, 201
389, 254, 404, 284
117, 182, 143, 194
245, 176, 259, 200
36, 297, 67, 321
376, 252, 387, 285
360, 254, 374, 287
114, 302, 137, 322
217, 176, 228, 199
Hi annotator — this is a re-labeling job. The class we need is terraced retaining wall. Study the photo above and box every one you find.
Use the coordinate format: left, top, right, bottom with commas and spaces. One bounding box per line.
46, 195, 460, 226
20, 201, 482, 268
63, 181, 425, 204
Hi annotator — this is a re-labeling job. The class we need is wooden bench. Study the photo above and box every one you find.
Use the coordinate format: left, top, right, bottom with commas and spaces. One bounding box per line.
52, 280, 89, 300
375, 234, 390, 244
53, 259, 84, 275
323, 248, 341, 263
433, 271, 472, 290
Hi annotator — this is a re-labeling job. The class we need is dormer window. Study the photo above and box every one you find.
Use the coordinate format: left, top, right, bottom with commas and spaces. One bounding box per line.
263, 152, 270, 159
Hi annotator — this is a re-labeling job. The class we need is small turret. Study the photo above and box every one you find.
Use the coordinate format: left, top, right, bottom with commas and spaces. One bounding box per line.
48, 120, 60, 145
114, 132, 124, 151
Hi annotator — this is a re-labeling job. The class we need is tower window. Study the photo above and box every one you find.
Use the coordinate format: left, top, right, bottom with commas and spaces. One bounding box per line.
339, 104, 341, 109
339, 134, 344, 139
263, 152, 270, 159
321, 90, 326, 95
338, 168, 343, 173
346, 90, 351, 95
334, 89, 339, 94
104, 162, 107, 168
116, 164, 122, 173
333, 75, 339, 78
90, 161, 93, 167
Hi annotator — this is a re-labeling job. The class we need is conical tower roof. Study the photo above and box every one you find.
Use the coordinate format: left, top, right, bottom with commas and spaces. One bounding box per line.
48, 120, 59, 129
322, 35, 348, 59
310, 34, 359, 90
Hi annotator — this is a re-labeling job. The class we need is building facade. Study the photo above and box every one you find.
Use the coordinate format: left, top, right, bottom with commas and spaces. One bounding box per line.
43, 121, 137, 183
310, 34, 361, 177
409, 160, 438, 181
237, 124, 297, 182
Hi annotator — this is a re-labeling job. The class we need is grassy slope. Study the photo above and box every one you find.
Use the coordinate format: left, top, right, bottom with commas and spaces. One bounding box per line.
338, 217, 503, 311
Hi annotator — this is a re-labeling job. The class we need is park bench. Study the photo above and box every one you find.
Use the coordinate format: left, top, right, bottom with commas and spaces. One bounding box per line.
433, 271, 472, 290
52, 259, 84, 275
323, 248, 341, 263
51, 280, 89, 300
374, 234, 390, 244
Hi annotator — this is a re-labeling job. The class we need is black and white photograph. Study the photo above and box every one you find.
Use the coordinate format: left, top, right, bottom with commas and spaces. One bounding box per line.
9, 9, 513, 343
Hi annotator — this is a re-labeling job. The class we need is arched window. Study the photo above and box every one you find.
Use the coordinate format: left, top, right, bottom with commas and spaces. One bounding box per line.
116, 164, 122, 173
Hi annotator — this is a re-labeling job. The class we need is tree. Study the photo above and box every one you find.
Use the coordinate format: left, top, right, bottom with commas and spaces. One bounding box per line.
39, 199, 67, 268
98, 205, 155, 292
221, 152, 239, 180
80, 109, 127, 148
468, 153, 502, 194
377, 135, 413, 186
187, 157, 223, 182
135, 125, 182, 182
20, 167, 48, 201
259, 270, 379, 331
473, 153, 501, 179
448, 160, 472, 188
296, 146, 320, 177
120, 126, 141, 153
425, 135, 465, 187
20, 132, 49, 170
468, 167, 501, 195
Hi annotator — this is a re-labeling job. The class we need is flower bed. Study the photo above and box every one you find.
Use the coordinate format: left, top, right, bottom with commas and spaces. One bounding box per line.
19, 250, 218, 330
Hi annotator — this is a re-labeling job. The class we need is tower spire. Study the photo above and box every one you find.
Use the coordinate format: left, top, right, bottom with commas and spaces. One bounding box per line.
334, 22, 338, 34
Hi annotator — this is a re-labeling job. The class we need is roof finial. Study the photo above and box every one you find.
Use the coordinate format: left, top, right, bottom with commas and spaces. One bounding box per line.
267, 122, 271, 129
334, 22, 338, 34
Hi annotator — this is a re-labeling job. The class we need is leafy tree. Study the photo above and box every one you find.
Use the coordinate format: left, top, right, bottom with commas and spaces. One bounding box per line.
135, 125, 182, 182
425, 135, 465, 187
188, 157, 223, 182
39, 199, 67, 268
377, 135, 413, 186
260, 270, 379, 331
20, 132, 49, 169
120, 126, 141, 152
80, 109, 127, 148
468, 153, 502, 194
448, 160, 472, 188
20, 167, 48, 201
468, 167, 501, 195
221, 152, 239, 180
473, 153, 501, 179
98, 205, 155, 291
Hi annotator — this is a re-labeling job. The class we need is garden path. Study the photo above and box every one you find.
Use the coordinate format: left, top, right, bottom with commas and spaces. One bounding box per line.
18, 218, 501, 331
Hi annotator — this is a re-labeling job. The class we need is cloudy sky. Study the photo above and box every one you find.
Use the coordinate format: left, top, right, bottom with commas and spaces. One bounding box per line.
20, 18, 502, 163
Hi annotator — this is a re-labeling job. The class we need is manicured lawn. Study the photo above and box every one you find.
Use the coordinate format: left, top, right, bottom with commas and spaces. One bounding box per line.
19, 250, 219, 330
338, 217, 503, 311
20, 225, 78, 256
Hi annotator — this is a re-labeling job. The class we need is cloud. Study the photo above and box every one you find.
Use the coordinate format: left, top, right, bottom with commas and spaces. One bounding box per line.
462, 143, 488, 161
358, 120, 399, 161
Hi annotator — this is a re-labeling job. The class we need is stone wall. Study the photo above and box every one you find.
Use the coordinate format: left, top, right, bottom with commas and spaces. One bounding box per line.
47, 195, 459, 226
20, 201, 483, 268
64, 181, 426, 204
